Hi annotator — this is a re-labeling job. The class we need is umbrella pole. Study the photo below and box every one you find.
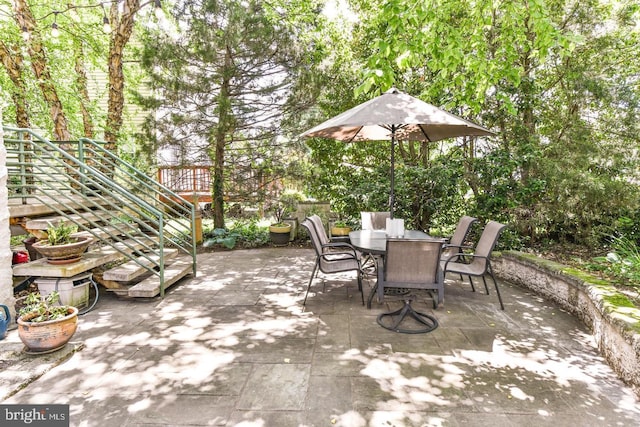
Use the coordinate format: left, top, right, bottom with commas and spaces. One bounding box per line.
390, 127, 396, 219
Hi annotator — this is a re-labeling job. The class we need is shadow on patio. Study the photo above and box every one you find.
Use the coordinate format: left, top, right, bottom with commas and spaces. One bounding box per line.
4, 247, 640, 426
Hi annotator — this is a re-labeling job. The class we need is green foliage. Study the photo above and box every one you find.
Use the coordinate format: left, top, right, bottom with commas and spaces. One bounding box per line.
203, 220, 269, 249
393, 161, 466, 232
19, 291, 70, 323
270, 190, 305, 224
593, 236, 640, 287
44, 221, 78, 246
0, 0, 131, 138
203, 228, 239, 250
325, 0, 640, 252
10, 235, 26, 247
614, 215, 640, 246
137, 0, 324, 228
3, 0, 639, 257
306, 139, 468, 233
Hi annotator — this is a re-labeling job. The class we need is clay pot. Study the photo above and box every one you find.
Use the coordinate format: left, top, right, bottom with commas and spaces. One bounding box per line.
269, 223, 292, 246
17, 306, 79, 353
331, 226, 352, 236
32, 236, 92, 263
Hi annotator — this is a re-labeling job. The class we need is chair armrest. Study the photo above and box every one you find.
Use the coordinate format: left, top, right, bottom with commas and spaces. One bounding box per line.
456, 254, 490, 262
442, 244, 472, 250
322, 241, 356, 250
443, 253, 491, 271
319, 251, 358, 262
321, 242, 358, 257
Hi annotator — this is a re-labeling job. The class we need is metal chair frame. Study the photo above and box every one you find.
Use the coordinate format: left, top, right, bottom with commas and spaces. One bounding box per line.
360, 211, 391, 276
441, 216, 478, 263
442, 221, 508, 310
301, 217, 364, 306
374, 238, 446, 333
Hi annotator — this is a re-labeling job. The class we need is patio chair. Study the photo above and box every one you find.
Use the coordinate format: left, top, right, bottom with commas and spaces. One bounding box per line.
359, 211, 391, 274
301, 217, 364, 306
361, 211, 391, 231
308, 215, 333, 246
441, 221, 508, 310
375, 238, 446, 334
441, 215, 478, 265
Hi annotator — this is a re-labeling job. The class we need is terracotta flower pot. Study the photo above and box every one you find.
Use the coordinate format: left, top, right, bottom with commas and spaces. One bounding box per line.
17, 306, 78, 353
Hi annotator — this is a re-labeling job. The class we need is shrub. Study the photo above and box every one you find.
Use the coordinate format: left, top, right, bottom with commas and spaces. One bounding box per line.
593, 235, 640, 288
203, 219, 269, 249
44, 221, 78, 246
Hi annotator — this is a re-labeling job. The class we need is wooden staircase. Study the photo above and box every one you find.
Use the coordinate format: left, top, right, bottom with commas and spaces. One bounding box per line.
6, 126, 198, 298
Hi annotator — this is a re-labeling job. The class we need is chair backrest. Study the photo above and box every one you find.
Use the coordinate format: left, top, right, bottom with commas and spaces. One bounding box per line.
384, 238, 444, 285
302, 217, 324, 257
449, 216, 478, 247
361, 211, 391, 231
474, 221, 508, 258
308, 215, 330, 246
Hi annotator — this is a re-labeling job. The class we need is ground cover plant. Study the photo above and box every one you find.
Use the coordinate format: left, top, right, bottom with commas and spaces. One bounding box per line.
202, 219, 270, 250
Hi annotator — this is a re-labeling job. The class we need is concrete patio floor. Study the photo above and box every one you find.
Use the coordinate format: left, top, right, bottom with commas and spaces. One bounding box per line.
2, 247, 640, 426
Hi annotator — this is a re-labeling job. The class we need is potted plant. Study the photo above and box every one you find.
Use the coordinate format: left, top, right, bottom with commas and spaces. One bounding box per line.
32, 220, 92, 264
269, 202, 292, 246
17, 291, 79, 353
331, 220, 352, 237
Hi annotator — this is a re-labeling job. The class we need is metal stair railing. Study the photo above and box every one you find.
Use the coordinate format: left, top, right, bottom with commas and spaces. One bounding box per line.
4, 126, 197, 297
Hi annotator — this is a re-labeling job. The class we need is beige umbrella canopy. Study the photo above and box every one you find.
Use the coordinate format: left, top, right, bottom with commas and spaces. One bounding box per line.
302, 87, 495, 217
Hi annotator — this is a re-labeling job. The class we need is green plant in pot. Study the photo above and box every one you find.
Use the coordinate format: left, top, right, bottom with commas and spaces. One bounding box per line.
269, 209, 292, 246
32, 220, 93, 264
17, 291, 79, 353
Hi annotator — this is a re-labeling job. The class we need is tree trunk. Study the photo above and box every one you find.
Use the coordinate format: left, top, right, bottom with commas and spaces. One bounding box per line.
212, 136, 226, 229
104, 0, 140, 150
13, 0, 70, 141
211, 47, 237, 229
0, 41, 34, 192
0, 42, 30, 128
461, 137, 481, 199
74, 40, 94, 138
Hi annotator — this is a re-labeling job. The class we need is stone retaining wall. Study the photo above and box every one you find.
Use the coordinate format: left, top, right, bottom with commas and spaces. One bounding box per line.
492, 251, 640, 395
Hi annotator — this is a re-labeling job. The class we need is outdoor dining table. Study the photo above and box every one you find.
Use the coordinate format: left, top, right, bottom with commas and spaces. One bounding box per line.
348, 229, 432, 255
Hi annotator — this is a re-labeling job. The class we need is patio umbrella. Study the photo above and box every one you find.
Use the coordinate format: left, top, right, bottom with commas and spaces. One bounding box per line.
301, 87, 495, 218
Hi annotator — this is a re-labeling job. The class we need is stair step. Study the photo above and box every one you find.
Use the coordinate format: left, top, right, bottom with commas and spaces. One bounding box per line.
127, 256, 194, 297
25, 209, 120, 231
72, 223, 140, 241
102, 249, 179, 281
9, 195, 117, 218
93, 272, 133, 290
12, 239, 154, 278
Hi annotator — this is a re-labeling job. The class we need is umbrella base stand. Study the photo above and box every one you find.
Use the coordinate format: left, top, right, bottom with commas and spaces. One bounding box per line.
376, 297, 438, 334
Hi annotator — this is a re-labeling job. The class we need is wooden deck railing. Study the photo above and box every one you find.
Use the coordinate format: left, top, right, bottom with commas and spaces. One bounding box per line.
157, 166, 212, 203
